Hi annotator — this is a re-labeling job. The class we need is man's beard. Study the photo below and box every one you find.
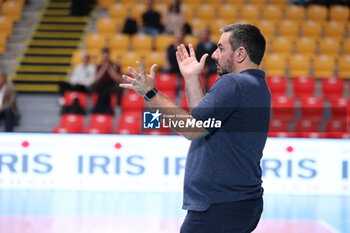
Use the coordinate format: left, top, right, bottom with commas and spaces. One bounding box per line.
216, 62, 230, 76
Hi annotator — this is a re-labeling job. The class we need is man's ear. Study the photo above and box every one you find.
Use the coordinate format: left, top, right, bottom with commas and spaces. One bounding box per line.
235, 46, 247, 63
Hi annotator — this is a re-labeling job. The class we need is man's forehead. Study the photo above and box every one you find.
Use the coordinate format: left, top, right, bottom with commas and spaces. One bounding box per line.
218, 32, 230, 46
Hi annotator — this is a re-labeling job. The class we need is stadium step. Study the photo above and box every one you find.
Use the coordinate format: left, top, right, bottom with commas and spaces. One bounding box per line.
13, 0, 94, 93
14, 84, 60, 92
31, 32, 83, 39
43, 9, 71, 17
19, 56, 72, 65
14, 65, 71, 73
9, 74, 68, 82
27, 40, 81, 47
40, 17, 88, 24
23, 48, 77, 56
46, 2, 71, 8
36, 24, 86, 32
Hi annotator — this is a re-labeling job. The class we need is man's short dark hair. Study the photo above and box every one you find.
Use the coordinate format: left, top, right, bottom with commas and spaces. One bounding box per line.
102, 47, 110, 54
221, 23, 266, 65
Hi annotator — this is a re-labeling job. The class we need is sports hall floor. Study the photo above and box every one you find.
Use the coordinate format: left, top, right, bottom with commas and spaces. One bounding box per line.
0, 190, 349, 233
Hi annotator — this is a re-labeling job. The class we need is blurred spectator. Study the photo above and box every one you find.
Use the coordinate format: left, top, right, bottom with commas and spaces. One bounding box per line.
122, 8, 138, 35
60, 53, 95, 95
195, 27, 217, 78
309, 0, 333, 6
164, 0, 184, 34
340, 0, 350, 6
295, 0, 350, 7
91, 91, 114, 115
0, 72, 19, 132
183, 23, 192, 35
139, 0, 162, 37
162, 30, 188, 74
71, 0, 94, 16
289, 0, 309, 6
91, 48, 122, 106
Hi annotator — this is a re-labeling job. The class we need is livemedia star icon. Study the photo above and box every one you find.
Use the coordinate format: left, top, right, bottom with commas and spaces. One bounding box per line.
143, 109, 162, 129
150, 110, 161, 122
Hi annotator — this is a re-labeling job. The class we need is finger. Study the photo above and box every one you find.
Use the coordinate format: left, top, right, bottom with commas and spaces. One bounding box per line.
199, 53, 209, 67
181, 44, 189, 58
128, 67, 141, 80
150, 64, 157, 79
119, 83, 134, 89
136, 61, 147, 78
176, 51, 182, 65
177, 45, 184, 61
189, 43, 196, 58
122, 74, 136, 84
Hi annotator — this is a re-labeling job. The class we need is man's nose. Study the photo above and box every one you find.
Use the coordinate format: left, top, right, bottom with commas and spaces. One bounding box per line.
211, 49, 218, 60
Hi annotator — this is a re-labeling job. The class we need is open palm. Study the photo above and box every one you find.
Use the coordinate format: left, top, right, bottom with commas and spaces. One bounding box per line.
176, 44, 208, 80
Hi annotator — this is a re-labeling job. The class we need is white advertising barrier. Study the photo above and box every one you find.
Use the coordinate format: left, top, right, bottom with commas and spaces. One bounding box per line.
0, 133, 349, 195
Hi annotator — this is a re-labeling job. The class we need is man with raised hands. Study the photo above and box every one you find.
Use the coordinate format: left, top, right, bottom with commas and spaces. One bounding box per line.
120, 23, 271, 233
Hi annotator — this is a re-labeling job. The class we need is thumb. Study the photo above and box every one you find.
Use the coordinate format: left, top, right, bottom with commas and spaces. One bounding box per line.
199, 53, 208, 67
150, 64, 157, 79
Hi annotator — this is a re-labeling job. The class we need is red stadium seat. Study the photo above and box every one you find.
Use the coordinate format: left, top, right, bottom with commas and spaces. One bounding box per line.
330, 98, 350, 121
292, 76, 315, 99
321, 77, 344, 100
268, 118, 292, 137
91, 92, 118, 108
294, 119, 322, 138
52, 114, 84, 133
295, 132, 324, 138
115, 112, 142, 134
271, 96, 295, 122
144, 128, 170, 135
300, 97, 324, 123
121, 91, 145, 112
324, 119, 349, 138
269, 118, 289, 132
268, 131, 295, 138
85, 114, 114, 134
63, 91, 88, 109
266, 76, 287, 98
338, 133, 350, 139
156, 73, 177, 92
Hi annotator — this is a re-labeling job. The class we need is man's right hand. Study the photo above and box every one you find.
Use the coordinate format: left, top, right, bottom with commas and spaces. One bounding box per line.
101, 62, 109, 70
95, 62, 109, 81
176, 44, 208, 81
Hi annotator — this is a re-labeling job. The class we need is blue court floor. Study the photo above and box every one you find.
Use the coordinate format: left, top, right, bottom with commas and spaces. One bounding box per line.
0, 190, 349, 233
